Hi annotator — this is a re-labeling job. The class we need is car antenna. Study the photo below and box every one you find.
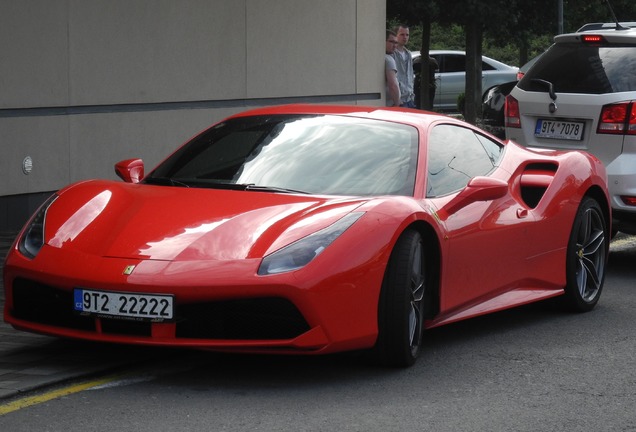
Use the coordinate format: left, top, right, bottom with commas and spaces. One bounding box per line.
604, 0, 629, 30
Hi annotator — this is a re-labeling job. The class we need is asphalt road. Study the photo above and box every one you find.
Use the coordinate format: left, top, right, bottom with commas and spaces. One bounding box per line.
1, 235, 635, 431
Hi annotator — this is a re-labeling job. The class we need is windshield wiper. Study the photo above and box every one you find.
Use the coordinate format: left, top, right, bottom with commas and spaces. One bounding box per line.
244, 184, 309, 194
200, 181, 308, 193
530, 78, 557, 101
144, 178, 241, 189
143, 177, 190, 187
144, 177, 308, 194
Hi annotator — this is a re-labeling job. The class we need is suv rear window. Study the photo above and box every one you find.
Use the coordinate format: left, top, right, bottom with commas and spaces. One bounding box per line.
518, 43, 636, 94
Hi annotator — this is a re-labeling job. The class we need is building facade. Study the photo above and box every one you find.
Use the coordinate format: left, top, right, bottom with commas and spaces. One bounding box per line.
0, 0, 386, 230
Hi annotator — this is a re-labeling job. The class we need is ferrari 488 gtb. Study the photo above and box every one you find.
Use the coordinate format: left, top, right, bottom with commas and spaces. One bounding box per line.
3, 105, 610, 366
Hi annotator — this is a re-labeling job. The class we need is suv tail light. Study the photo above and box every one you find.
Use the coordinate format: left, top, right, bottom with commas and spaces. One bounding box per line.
597, 102, 636, 135
505, 95, 521, 128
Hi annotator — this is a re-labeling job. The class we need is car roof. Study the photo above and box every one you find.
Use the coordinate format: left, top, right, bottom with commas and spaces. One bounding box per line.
225, 104, 459, 129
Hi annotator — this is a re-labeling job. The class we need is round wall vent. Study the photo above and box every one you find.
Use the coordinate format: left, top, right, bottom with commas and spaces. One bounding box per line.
22, 156, 33, 175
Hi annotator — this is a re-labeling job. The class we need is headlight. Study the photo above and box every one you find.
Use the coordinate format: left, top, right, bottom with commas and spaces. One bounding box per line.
18, 194, 58, 259
258, 212, 364, 275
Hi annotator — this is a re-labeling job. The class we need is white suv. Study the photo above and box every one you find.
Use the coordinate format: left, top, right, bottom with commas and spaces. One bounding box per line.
505, 26, 636, 234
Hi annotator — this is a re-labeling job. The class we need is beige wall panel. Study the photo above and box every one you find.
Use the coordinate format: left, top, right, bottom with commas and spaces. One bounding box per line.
0, 117, 71, 195
0, 0, 69, 108
67, 108, 245, 182
1, 0, 386, 209
68, 0, 247, 105
246, 0, 357, 98
357, 0, 385, 95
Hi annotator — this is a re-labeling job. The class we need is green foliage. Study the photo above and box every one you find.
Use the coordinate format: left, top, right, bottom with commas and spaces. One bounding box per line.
401, 22, 548, 67
429, 24, 465, 51
387, 0, 636, 119
388, 0, 636, 66
562, 0, 636, 32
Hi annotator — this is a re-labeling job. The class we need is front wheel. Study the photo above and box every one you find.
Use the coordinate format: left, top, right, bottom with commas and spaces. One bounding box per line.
562, 197, 608, 312
373, 229, 427, 367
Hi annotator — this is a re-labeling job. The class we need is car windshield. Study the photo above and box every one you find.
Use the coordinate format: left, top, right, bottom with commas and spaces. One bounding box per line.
145, 114, 419, 196
518, 43, 636, 94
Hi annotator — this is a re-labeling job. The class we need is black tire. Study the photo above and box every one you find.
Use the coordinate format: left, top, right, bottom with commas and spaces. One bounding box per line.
374, 229, 426, 367
562, 197, 608, 312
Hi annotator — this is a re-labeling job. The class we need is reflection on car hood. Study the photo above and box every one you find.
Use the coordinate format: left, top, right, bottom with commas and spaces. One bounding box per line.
45, 180, 366, 261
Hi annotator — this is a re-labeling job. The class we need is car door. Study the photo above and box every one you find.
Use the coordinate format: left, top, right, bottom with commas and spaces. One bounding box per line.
433, 53, 465, 110
425, 123, 536, 314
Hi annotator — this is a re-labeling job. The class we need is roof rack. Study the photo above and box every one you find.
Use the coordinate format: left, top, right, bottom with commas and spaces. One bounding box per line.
577, 22, 636, 32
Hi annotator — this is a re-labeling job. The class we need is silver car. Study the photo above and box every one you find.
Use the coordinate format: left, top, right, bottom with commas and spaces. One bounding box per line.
505, 25, 636, 234
413, 50, 518, 111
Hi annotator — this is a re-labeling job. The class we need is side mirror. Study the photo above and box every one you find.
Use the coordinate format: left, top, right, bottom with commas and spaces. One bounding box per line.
438, 176, 508, 220
115, 158, 144, 183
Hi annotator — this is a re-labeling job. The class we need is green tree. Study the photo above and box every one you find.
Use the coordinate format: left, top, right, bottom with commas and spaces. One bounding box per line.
389, 0, 521, 122
387, 0, 636, 121
492, 0, 556, 65
563, 0, 636, 32
436, 1, 513, 123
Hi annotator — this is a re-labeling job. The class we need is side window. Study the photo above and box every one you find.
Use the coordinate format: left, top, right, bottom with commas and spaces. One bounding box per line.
426, 124, 504, 197
482, 60, 495, 71
475, 133, 504, 166
443, 55, 466, 73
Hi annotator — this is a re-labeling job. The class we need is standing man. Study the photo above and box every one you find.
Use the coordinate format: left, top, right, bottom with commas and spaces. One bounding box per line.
385, 30, 401, 107
392, 24, 415, 108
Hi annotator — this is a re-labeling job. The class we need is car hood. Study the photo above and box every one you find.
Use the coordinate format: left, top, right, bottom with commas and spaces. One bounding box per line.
44, 180, 366, 261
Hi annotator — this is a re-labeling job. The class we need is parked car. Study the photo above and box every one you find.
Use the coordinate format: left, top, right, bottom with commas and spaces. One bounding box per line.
413, 50, 518, 111
505, 25, 636, 235
481, 54, 543, 138
4, 105, 610, 367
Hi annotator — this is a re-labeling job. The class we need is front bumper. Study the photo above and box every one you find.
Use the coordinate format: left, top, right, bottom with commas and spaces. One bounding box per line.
3, 244, 383, 355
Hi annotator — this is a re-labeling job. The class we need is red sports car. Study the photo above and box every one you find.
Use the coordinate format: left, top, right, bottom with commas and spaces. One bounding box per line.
3, 105, 610, 367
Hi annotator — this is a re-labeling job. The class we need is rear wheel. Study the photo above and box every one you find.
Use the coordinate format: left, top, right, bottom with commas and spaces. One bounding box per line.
374, 229, 426, 367
562, 197, 607, 312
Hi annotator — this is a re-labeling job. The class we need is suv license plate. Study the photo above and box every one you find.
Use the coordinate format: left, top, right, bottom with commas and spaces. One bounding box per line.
535, 119, 584, 141
74, 288, 174, 321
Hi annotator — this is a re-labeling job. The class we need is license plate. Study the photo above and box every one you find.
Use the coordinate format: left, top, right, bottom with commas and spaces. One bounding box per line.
73, 288, 174, 321
535, 119, 584, 141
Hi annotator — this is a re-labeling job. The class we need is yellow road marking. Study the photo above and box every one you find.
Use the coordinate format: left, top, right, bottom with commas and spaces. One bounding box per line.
0, 374, 120, 416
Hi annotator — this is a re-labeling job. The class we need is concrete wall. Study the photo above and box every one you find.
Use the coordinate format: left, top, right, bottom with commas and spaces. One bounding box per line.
0, 0, 386, 230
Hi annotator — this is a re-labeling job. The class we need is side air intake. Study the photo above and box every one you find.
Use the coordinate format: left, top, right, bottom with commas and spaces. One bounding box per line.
518, 163, 558, 208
